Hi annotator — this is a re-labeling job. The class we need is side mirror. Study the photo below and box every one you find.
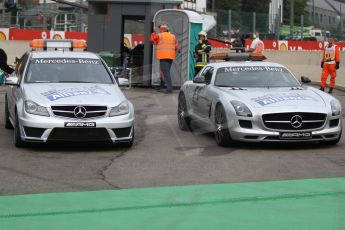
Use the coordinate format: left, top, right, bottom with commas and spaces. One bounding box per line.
117, 77, 129, 87
301, 76, 311, 84
5, 76, 19, 86
193, 76, 206, 84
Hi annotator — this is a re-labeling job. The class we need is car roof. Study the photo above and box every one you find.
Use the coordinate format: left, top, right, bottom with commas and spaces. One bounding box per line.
30, 51, 100, 59
207, 61, 286, 68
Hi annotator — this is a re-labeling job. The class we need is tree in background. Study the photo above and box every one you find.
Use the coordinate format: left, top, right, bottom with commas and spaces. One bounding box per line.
241, 0, 271, 13
283, 0, 309, 25
212, 0, 271, 12
214, 0, 242, 11
212, 0, 272, 36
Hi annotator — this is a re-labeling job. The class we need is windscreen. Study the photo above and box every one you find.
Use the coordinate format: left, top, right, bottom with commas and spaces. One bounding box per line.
25, 58, 114, 84
215, 66, 300, 88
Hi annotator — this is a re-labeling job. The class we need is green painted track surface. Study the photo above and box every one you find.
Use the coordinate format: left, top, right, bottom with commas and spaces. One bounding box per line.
1, 177, 345, 229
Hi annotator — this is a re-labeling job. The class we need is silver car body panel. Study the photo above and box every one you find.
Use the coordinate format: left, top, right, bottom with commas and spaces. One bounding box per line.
6, 51, 134, 143
180, 61, 342, 143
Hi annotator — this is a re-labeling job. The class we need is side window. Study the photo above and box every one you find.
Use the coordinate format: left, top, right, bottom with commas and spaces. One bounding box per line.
202, 67, 214, 84
15, 53, 29, 82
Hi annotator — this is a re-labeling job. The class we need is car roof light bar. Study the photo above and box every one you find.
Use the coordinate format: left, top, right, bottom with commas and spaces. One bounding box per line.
210, 52, 267, 61
30, 39, 87, 51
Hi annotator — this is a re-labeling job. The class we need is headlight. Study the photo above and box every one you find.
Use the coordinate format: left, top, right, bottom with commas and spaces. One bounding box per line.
24, 100, 50, 117
109, 101, 129, 116
331, 100, 341, 116
230, 100, 252, 117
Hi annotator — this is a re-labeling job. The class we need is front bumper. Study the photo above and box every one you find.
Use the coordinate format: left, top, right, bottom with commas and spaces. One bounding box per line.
18, 112, 134, 143
227, 115, 342, 143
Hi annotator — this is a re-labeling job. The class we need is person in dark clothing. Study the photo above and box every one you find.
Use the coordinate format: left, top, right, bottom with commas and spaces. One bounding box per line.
194, 31, 212, 76
240, 33, 246, 50
0, 48, 14, 75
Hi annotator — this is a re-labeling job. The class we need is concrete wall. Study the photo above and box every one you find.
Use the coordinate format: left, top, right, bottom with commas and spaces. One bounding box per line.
1, 40, 345, 89
0, 41, 30, 66
265, 51, 345, 89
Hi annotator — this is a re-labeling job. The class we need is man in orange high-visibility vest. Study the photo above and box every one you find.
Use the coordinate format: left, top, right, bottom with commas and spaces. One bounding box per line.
150, 23, 178, 94
320, 37, 340, 94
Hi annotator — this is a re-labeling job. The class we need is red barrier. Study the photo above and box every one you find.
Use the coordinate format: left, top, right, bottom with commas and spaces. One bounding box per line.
9, 28, 50, 40
5, 28, 345, 51
65, 31, 87, 40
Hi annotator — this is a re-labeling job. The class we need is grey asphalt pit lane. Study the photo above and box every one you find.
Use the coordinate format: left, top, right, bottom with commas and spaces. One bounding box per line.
175, 146, 237, 156
200, 146, 237, 156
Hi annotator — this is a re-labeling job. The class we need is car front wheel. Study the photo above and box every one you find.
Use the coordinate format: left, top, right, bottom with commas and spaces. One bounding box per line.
14, 112, 26, 148
178, 93, 191, 131
4, 97, 13, 129
214, 104, 233, 147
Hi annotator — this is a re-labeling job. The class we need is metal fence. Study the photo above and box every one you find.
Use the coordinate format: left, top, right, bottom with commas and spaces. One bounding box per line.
208, 10, 271, 41
0, 2, 88, 32
0, 13, 88, 31
208, 9, 345, 41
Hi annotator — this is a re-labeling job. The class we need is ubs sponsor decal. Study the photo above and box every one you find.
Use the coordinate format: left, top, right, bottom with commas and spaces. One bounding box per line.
42, 86, 111, 101
252, 93, 316, 106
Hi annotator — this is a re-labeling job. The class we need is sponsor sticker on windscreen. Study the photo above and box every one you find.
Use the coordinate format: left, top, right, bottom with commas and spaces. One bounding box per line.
218, 66, 285, 73
31, 58, 101, 65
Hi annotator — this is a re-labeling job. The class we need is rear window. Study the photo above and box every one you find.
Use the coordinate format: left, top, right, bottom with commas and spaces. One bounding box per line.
25, 58, 114, 84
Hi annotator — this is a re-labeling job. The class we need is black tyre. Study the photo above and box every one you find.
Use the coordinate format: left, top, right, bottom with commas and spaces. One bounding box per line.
214, 104, 233, 147
178, 93, 191, 131
4, 97, 13, 129
14, 112, 26, 148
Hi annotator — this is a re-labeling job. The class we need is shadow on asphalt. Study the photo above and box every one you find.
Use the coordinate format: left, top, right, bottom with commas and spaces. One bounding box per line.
24, 142, 130, 153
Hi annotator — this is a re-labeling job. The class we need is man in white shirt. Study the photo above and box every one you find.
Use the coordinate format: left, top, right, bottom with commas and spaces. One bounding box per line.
247, 32, 264, 53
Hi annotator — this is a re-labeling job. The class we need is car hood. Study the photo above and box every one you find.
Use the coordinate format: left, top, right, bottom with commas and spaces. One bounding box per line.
23, 83, 125, 107
219, 87, 327, 108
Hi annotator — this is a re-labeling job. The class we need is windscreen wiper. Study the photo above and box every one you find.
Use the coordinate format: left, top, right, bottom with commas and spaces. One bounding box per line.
215, 85, 234, 87
58, 81, 96, 83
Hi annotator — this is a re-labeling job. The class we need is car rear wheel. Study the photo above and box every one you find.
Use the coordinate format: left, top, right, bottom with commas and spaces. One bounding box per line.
178, 93, 191, 131
4, 97, 13, 129
214, 104, 233, 147
14, 112, 26, 148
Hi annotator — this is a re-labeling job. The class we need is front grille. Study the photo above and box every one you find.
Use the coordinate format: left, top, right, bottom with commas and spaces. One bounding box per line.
262, 113, 326, 131
113, 127, 132, 138
24, 126, 46, 138
48, 128, 110, 141
51, 105, 107, 119
264, 135, 323, 141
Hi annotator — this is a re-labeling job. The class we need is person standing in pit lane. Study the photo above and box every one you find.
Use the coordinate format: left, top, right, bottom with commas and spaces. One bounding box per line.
150, 23, 178, 94
0, 48, 14, 75
320, 37, 340, 94
247, 32, 264, 54
194, 31, 212, 76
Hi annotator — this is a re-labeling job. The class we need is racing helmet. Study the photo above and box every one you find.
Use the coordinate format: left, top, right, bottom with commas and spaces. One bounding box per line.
198, 31, 207, 39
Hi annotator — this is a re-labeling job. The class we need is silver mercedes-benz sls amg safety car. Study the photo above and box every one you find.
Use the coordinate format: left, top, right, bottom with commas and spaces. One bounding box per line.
4, 39, 134, 147
178, 56, 342, 146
